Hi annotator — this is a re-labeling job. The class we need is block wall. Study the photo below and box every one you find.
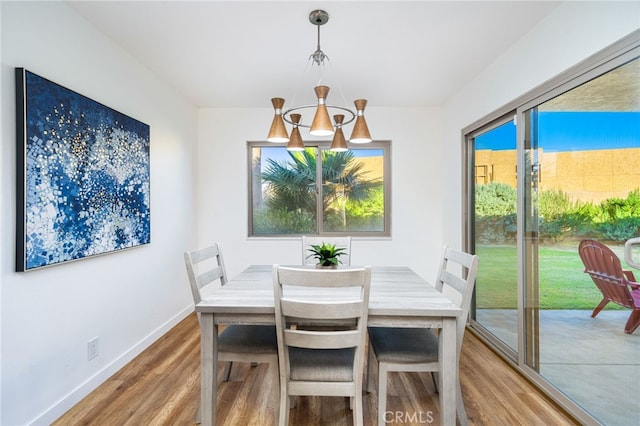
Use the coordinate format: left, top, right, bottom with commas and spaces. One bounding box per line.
475, 148, 640, 203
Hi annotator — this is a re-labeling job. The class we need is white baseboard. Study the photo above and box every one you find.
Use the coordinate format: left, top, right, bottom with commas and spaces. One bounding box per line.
30, 305, 193, 425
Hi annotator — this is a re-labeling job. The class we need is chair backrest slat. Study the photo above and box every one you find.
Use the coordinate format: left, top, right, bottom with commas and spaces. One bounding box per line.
278, 266, 364, 287
197, 265, 225, 289
189, 244, 220, 263
439, 269, 467, 295
284, 329, 360, 349
281, 300, 363, 320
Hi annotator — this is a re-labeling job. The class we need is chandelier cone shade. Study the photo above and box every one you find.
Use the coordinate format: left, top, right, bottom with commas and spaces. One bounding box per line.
349, 99, 372, 143
310, 86, 335, 137
266, 10, 372, 149
286, 113, 305, 152
330, 115, 348, 152
267, 97, 289, 143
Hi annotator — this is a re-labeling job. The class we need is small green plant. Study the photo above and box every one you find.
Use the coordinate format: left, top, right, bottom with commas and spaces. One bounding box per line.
306, 242, 347, 267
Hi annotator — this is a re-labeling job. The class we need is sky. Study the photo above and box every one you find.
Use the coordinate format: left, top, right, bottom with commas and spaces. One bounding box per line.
475, 112, 640, 152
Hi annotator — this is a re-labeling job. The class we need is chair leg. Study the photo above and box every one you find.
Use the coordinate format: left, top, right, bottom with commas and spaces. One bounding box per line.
200, 361, 232, 423
456, 380, 468, 426
624, 309, 640, 334
377, 364, 388, 426
222, 361, 233, 381
591, 298, 609, 318
433, 371, 467, 424
271, 363, 280, 424
367, 345, 376, 393
278, 383, 290, 426
354, 390, 364, 426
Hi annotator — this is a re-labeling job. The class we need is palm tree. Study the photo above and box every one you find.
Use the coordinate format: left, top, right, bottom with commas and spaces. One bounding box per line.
261, 148, 382, 228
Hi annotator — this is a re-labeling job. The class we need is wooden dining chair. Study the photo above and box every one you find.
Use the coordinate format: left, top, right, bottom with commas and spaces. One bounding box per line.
302, 236, 352, 265
184, 243, 279, 423
578, 239, 640, 334
272, 265, 371, 426
366, 246, 479, 426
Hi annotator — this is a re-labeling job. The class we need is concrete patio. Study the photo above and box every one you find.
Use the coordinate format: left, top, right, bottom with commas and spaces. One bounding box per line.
476, 309, 640, 426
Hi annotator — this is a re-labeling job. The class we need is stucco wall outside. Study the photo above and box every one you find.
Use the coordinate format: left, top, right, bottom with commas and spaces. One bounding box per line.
476, 147, 640, 203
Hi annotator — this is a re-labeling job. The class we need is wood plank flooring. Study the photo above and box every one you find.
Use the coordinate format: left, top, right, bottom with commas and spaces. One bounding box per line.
53, 313, 577, 425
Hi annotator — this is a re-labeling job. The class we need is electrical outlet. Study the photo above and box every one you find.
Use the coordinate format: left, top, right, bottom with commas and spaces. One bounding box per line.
87, 337, 99, 361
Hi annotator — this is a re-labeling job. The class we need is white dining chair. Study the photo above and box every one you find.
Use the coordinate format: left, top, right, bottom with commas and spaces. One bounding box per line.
366, 246, 479, 426
272, 265, 371, 426
301, 235, 352, 265
184, 243, 279, 423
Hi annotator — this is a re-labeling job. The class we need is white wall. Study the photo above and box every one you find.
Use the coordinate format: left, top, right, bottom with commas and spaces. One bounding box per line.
441, 1, 640, 247
197, 106, 446, 281
0, 2, 198, 424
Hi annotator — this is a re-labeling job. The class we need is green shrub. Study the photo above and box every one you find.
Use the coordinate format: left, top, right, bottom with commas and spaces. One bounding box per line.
591, 189, 640, 240
253, 208, 315, 234
539, 189, 574, 218
475, 214, 517, 244
475, 183, 517, 243
345, 187, 384, 218
597, 216, 640, 241
597, 189, 640, 220
538, 189, 592, 242
323, 186, 384, 232
476, 185, 640, 242
475, 182, 516, 216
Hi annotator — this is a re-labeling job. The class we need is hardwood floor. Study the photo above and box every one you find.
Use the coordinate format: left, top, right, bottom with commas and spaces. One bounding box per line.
54, 313, 577, 425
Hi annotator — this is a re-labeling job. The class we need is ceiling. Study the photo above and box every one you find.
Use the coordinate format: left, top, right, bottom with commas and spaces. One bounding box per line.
67, 1, 561, 109
541, 59, 640, 112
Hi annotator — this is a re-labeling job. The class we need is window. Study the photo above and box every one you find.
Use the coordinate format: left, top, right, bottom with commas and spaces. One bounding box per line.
248, 141, 391, 237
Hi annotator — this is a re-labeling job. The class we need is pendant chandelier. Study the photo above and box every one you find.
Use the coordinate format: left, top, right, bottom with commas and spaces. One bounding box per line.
267, 9, 372, 151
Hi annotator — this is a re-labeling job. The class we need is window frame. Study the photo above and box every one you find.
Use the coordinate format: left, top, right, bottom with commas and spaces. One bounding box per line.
247, 140, 392, 238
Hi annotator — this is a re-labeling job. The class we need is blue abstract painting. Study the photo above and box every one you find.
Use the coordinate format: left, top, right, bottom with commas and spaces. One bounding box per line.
16, 69, 150, 271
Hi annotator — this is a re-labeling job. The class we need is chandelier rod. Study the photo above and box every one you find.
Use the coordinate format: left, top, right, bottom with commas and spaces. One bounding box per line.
311, 18, 327, 66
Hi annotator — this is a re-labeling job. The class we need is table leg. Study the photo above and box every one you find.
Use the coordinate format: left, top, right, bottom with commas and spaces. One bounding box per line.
439, 318, 457, 426
200, 313, 218, 426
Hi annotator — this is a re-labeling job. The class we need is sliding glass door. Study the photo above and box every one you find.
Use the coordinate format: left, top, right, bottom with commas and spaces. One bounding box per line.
466, 40, 639, 425
521, 58, 640, 425
471, 117, 519, 356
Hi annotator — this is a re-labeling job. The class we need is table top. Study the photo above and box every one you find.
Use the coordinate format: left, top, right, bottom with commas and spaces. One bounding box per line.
195, 265, 462, 319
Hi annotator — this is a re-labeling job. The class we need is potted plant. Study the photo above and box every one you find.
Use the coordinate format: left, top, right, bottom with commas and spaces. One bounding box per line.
307, 242, 347, 269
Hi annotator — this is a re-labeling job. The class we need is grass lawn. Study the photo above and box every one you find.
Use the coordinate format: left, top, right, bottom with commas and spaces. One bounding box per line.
475, 244, 632, 310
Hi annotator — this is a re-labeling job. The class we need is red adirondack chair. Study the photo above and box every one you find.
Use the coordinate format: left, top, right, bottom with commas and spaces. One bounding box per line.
578, 239, 640, 334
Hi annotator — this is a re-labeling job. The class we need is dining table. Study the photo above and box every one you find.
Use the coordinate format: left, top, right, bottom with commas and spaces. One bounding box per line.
195, 265, 463, 426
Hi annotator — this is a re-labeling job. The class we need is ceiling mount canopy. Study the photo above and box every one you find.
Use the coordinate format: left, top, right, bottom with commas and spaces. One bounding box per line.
308, 9, 329, 67
267, 9, 373, 151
